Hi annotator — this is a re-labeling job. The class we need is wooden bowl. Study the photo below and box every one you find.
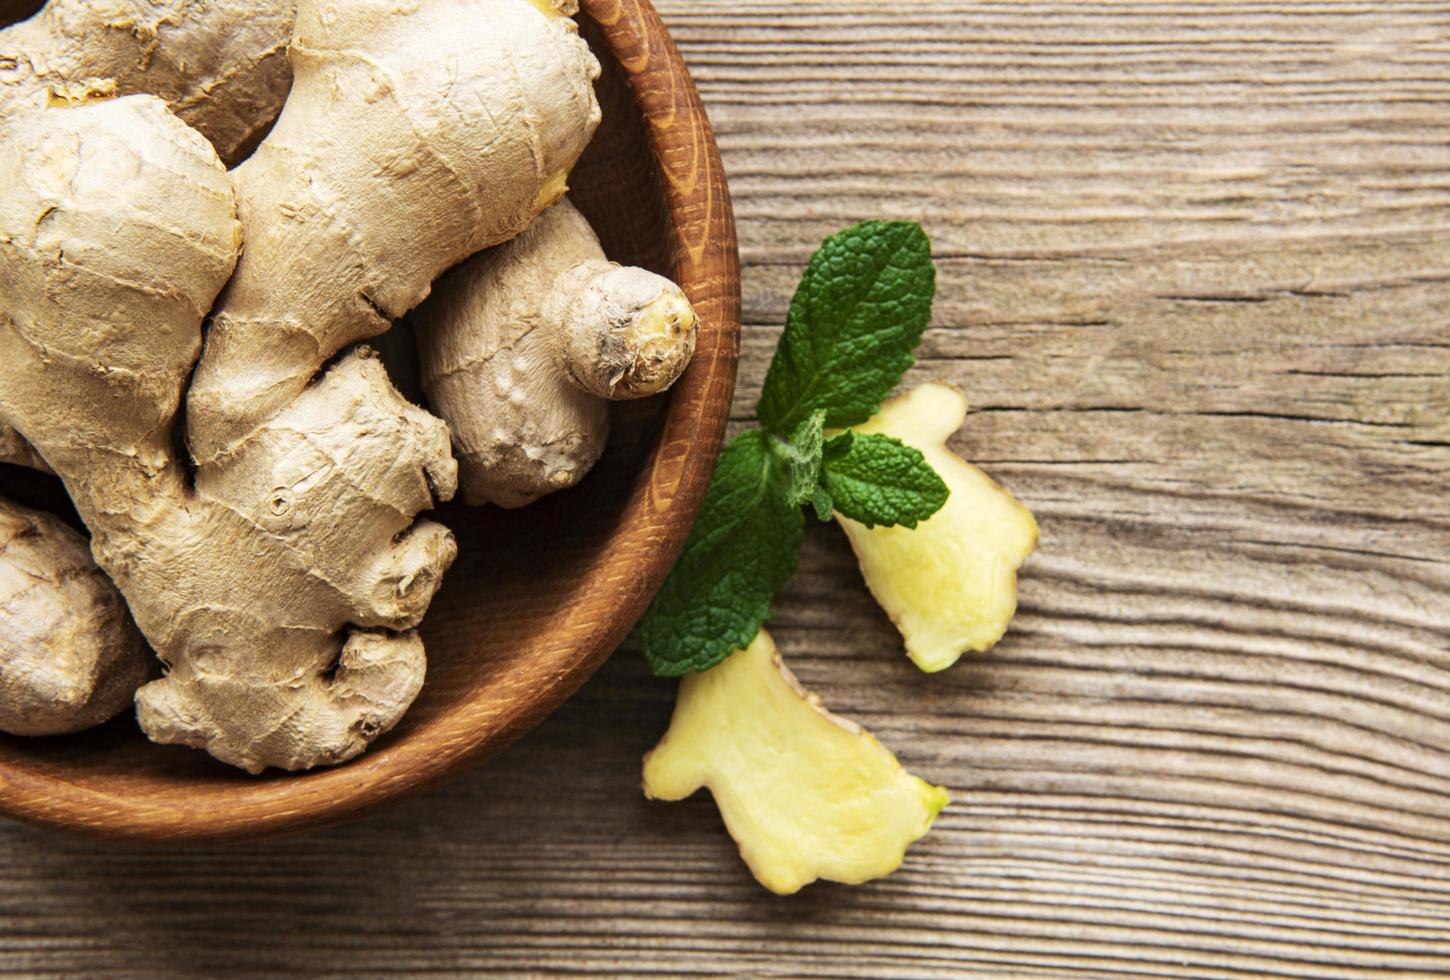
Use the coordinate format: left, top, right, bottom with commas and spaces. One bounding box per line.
0, 0, 740, 841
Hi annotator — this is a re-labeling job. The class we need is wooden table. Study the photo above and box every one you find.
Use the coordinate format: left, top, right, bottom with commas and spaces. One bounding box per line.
2, 2, 1447, 975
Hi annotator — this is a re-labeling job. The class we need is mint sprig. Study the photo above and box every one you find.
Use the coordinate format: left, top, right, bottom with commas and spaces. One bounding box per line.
639, 221, 947, 677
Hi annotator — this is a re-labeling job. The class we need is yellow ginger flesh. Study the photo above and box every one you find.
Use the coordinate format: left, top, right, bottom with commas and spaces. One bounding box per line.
839, 383, 1038, 672
643, 630, 949, 894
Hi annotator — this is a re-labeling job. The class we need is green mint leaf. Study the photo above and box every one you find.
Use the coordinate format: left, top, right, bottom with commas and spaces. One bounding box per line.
756, 221, 935, 435
820, 433, 949, 529
639, 429, 805, 676
809, 485, 835, 523
823, 429, 854, 462
766, 410, 826, 508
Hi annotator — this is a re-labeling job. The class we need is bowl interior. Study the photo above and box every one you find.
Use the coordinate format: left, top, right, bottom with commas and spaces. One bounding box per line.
0, 0, 738, 839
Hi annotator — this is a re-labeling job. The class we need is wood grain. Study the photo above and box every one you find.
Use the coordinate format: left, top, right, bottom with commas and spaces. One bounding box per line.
1, 0, 1448, 975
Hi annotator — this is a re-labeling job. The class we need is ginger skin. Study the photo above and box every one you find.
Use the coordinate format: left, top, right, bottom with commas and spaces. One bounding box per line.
415, 199, 699, 508
644, 630, 948, 895
0, 0, 297, 166
185, 0, 602, 470
0, 499, 149, 736
0, 424, 47, 474
0, 0, 610, 772
0, 95, 454, 772
0, 0, 299, 476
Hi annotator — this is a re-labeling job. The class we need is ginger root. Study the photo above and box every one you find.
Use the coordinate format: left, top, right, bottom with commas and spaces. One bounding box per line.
643, 630, 948, 894
185, 0, 602, 470
0, 0, 297, 165
0, 0, 612, 772
0, 424, 47, 474
0, 0, 299, 475
839, 383, 1038, 672
0, 499, 149, 736
0, 94, 454, 771
414, 199, 699, 507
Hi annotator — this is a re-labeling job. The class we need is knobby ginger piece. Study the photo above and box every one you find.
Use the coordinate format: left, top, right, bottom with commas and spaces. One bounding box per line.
0, 498, 149, 736
415, 198, 698, 508
0, 95, 451, 772
0, 0, 299, 481
0, 0, 297, 166
839, 383, 1038, 672
643, 630, 948, 894
0, 424, 48, 473
185, 0, 602, 468
3, 0, 604, 772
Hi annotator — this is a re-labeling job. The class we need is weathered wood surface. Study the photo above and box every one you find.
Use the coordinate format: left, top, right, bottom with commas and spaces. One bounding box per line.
1, 1, 1447, 975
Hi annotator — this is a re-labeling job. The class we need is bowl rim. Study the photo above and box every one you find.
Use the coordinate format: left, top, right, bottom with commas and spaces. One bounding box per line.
0, 0, 740, 842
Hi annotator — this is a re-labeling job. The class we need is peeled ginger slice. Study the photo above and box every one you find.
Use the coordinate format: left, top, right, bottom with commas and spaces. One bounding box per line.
839, 383, 1038, 672
643, 629, 948, 894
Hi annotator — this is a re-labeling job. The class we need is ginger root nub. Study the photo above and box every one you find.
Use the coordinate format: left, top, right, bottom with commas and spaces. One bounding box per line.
0, 499, 149, 736
0, 0, 297, 166
415, 199, 699, 508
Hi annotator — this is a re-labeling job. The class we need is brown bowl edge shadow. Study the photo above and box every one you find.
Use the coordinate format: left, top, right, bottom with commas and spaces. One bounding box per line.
0, 0, 740, 842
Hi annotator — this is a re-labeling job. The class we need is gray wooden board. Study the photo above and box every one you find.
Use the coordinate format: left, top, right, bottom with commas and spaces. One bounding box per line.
1, 1, 1448, 975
